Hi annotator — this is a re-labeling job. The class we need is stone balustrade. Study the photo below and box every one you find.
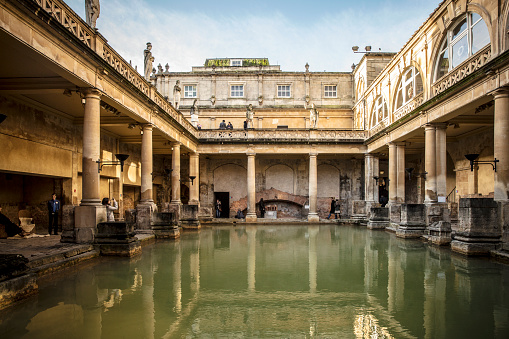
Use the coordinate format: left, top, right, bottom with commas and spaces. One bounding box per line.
198, 129, 367, 142
393, 92, 424, 121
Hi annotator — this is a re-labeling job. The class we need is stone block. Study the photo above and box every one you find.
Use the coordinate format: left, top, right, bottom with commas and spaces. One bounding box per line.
74, 205, 106, 243
396, 204, 426, 238
96, 221, 141, 257
181, 205, 200, 229
136, 204, 154, 232
351, 200, 366, 220
367, 207, 389, 229
0, 273, 37, 310
152, 212, 180, 238
60, 205, 76, 243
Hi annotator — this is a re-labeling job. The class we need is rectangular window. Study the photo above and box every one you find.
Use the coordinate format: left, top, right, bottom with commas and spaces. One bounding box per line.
231, 85, 244, 97
184, 85, 197, 98
324, 85, 337, 98
231, 59, 242, 66
277, 85, 291, 98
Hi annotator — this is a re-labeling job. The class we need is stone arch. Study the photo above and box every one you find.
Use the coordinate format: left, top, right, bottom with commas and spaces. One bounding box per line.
390, 63, 425, 116
317, 164, 340, 198
430, 6, 492, 85
356, 77, 365, 101
265, 164, 294, 194
213, 163, 247, 202
369, 95, 388, 129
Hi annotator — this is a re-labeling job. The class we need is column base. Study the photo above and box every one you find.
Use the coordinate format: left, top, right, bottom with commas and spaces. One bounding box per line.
136, 204, 156, 231
79, 199, 101, 206
367, 207, 389, 230
246, 213, 257, 223
307, 213, 319, 223
74, 205, 107, 243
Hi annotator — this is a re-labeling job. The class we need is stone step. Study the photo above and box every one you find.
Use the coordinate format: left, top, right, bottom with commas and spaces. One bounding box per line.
28, 245, 98, 276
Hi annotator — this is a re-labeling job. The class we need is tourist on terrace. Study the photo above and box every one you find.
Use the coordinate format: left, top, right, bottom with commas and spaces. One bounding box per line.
219, 120, 226, 129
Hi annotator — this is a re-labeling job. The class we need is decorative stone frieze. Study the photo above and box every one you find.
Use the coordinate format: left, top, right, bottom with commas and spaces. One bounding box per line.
393, 92, 424, 121
198, 129, 366, 142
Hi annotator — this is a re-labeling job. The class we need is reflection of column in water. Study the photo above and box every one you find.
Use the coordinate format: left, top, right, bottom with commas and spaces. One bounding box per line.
364, 235, 378, 290
174, 246, 182, 313
247, 226, 257, 292
423, 264, 447, 338
190, 251, 200, 292
387, 240, 397, 313
308, 226, 319, 293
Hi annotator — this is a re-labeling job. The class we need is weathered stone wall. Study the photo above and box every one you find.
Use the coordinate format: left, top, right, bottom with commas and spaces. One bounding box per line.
199, 156, 362, 218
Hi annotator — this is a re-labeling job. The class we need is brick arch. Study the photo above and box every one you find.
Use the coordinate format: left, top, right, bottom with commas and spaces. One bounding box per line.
213, 163, 246, 202
265, 163, 294, 194
317, 164, 340, 198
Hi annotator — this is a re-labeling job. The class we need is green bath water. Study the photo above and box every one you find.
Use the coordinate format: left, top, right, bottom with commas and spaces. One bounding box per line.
1, 225, 509, 338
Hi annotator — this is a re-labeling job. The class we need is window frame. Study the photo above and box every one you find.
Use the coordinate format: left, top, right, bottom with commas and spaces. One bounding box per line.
323, 85, 337, 98
231, 59, 242, 67
371, 95, 388, 128
183, 84, 197, 98
433, 12, 490, 82
277, 84, 291, 98
230, 83, 245, 98
395, 66, 423, 109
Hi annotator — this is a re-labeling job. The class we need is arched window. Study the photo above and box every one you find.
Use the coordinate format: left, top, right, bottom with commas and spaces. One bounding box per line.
371, 96, 388, 127
395, 67, 423, 109
434, 12, 490, 81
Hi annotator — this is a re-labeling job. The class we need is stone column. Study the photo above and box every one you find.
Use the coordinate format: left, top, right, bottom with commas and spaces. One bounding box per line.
74, 89, 106, 243
364, 154, 379, 203
425, 124, 437, 203
308, 152, 319, 222
171, 142, 181, 204
189, 152, 199, 205
388, 143, 397, 203
494, 89, 509, 201
140, 124, 154, 204
81, 89, 102, 206
246, 152, 257, 222
396, 143, 406, 204
436, 124, 447, 202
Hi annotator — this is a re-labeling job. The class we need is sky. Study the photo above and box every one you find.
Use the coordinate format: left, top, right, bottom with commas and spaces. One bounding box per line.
66, 0, 441, 73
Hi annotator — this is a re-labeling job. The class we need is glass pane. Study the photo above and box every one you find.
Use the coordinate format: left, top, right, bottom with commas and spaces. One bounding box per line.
472, 19, 490, 54
415, 73, 423, 95
471, 12, 481, 25
396, 89, 403, 109
452, 18, 467, 40
452, 34, 468, 68
404, 69, 412, 82
383, 103, 388, 119
435, 48, 449, 80
404, 82, 413, 101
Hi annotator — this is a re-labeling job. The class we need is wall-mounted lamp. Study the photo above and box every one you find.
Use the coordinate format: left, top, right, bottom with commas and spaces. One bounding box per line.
97, 154, 129, 173
180, 175, 196, 185
405, 167, 427, 180
128, 122, 143, 135
373, 176, 379, 184
0, 114, 7, 124
465, 154, 499, 172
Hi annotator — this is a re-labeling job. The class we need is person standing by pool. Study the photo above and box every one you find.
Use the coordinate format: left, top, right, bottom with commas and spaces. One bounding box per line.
47, 193, 60, 235
258, 198, 265, 218
215, 199, 222, 218
334, 199, 341, 219
327, 197, 335, 219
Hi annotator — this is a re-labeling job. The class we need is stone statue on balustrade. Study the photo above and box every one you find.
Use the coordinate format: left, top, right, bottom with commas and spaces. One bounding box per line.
144, 42, 154, 80
246, 104, 254, 128
173, 80, 181, 109
85, 0, 100, 29
309, 103, 319, 129
190, 99, 199, 127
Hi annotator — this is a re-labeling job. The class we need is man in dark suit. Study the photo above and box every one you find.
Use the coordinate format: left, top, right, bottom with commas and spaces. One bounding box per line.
47, 193, 60, 235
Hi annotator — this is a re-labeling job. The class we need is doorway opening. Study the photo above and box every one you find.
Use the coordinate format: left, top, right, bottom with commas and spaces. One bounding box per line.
214, 192, 230, 218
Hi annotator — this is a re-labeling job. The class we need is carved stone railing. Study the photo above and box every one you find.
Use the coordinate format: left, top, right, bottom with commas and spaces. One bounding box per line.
432, 45, 491, 97
393, 92, 424, 121
198, 129, 367, 142
31, 0, 197, 138
34, 0, 93, 48
369, 118, 389, 137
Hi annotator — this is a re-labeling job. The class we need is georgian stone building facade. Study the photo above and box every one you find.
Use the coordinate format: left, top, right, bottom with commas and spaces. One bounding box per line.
0, 0, 508, 257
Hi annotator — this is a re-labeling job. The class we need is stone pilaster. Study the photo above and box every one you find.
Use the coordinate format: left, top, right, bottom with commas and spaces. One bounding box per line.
396, 143, 405, 204
140, 124, 154, 204
435, 124, 447, 202
425, 124, 437, 203
388, 143, 397, 204
493, 89, 509, 201
308, 152, 319, 222
246, 152, 257, 222
74, 89, 105, 243
364, 153, 379, 203
171, 142, 181, 204
189, 152, 199, 205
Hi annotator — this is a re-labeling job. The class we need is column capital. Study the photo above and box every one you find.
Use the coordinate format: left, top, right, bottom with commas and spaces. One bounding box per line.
490, 87, 509, 99
309, 152, 318, 157
424, 123, 437, 131
171, 141, 181, 147
189, 151, 199, 158
247, 151, 256, 157
80, 88, 101, 97
142, 123, 154, 131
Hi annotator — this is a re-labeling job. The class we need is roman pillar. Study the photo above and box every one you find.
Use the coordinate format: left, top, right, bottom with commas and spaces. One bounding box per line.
494, 89, 509, 201
308, 152, 319, 222
81, 89, 102, 206
246, 152, 257, 222
364, 154, 379, 203
425, 124, 437, 203
189, 152, 199, 205
436, 124, 447, 202
171, 142, 181, 204
388, 143, 397, 203
396, 143, 405, 204
140, 124, 154, 204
